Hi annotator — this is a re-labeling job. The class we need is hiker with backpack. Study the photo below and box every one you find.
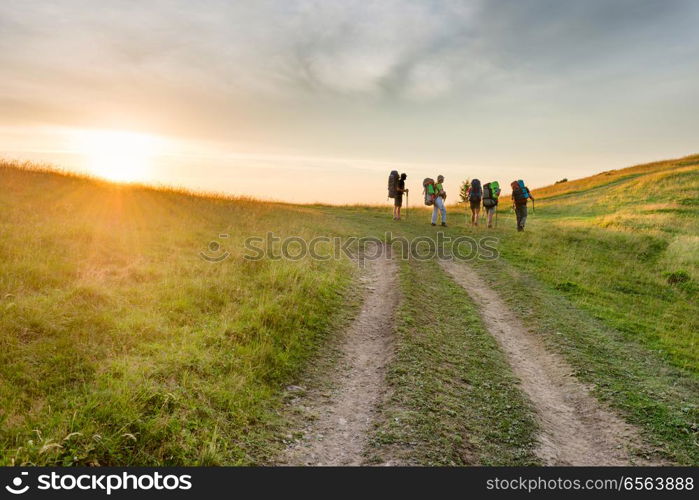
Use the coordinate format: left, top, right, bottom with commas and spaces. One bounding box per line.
423, 175, 447, 226
432, 175, 447, 226
388, 170, 409, 220
467, 178, 482, 226
511, 180, 534, 232
482, 181, 501, 228
393, 173, 408, 220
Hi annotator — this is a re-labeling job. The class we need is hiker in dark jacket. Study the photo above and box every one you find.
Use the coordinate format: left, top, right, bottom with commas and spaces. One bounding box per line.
393, 173, 408, 220
467, 179, 482, 227
511, 180, 534, 232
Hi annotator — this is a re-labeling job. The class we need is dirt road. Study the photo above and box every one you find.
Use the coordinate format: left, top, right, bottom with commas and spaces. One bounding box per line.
281, 248, 398, 465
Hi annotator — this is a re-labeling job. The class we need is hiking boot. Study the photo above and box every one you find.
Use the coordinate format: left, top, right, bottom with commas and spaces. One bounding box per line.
431, 223, 436, 226
441, 222, 447, 227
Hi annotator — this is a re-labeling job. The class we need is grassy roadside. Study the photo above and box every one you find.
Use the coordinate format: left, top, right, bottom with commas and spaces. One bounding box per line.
499, 160, 699, 374
449, 155, 698, 463
365, 257, 539, 465
471, 242, 699, 464
493, 218, 697, 373
0, 164, 356, 465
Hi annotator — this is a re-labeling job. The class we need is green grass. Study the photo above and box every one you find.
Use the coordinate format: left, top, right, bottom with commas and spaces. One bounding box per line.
0, 163, 355, 465
448, 154, 698, 463
2, 153, 697, 466
498, 155, 699, 373
490, 222, 698, 372
470, 256, 699, 464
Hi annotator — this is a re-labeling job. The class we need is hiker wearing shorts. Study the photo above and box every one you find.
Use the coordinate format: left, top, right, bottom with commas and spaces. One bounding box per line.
483, 182, 501, 228
467, 179, 482, 227
469, 198, 480, 226
393, 173, 408, 220
431, 175, 447, 227
511, 180, 534, 232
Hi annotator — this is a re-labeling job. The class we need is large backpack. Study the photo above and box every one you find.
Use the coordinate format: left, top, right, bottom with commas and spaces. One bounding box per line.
469, 178, 482, 202
423, 178, 435, 206
483, 181, 500, 208
511, 179, 530, 206
388, 170, 399, 199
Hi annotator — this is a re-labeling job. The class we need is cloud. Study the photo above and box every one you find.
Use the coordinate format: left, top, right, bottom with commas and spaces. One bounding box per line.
0, 0, 698, 173
0, 1, 481, 102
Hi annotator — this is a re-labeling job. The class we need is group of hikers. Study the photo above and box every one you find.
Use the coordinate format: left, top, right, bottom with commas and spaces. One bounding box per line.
388, 171, 535, 232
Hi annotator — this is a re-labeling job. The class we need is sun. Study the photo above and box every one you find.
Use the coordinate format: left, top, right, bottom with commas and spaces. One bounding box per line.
75, 129, 160, 183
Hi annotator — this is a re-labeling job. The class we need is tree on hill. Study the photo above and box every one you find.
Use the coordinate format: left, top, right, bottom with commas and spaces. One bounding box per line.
459, 179, 471, 204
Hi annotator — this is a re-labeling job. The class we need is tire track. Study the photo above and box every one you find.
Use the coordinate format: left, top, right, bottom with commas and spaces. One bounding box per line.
280, 247, 398, 465
441, 260, 657, 466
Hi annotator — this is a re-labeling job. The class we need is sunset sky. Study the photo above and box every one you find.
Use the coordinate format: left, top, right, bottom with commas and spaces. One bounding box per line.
1, 0, 698, 203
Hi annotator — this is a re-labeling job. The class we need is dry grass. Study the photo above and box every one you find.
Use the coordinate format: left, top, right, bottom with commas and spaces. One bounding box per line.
0, 162, 355, 465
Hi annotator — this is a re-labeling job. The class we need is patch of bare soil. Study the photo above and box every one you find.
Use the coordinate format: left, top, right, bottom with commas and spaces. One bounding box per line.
280, 249, 398, 465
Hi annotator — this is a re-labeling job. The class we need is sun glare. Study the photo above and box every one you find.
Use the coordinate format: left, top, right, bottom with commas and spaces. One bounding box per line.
74, 130, 161, 183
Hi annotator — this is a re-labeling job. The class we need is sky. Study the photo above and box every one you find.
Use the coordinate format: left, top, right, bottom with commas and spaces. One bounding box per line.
1, 0, 698, 203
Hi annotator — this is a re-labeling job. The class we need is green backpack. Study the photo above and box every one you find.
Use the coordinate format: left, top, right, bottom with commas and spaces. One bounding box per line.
483, 181, 500, 208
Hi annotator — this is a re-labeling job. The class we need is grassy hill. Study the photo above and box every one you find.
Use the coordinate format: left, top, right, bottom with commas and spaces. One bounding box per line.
1, 156, 697, 465
512, 154, 698, 371
447, 154, 698, 464
0, 163, 356, 465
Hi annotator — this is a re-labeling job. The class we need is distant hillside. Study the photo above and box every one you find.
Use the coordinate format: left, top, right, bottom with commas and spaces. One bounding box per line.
482, 153, 698, 375
533, 154, 699, 213
529, 156, 699, 278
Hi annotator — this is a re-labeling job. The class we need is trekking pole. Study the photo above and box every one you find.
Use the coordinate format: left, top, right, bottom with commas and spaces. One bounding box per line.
406, 192, 409, 219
